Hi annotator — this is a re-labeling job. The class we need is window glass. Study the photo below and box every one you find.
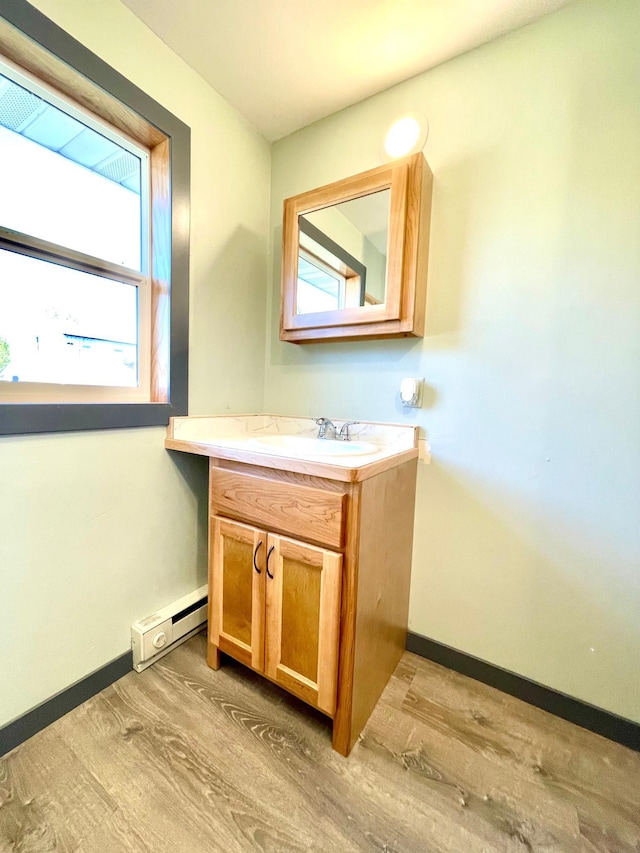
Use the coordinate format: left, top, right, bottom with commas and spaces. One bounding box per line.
296, 255, 341, 313
0, 0, 190, 433
0, 249, 138, 388
0, 71, 143, 270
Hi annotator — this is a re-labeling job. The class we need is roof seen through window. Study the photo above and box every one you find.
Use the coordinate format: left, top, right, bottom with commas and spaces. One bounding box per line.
0, 72, 140, 193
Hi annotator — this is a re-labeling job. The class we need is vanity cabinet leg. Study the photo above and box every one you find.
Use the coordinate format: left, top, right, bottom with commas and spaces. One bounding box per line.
207, 642, 221, 671
332, 718, 353, 757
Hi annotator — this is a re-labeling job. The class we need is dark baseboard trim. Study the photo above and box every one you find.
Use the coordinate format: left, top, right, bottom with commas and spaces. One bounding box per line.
3, 638, 637, 757
0, 651, 133, 757
406, 632, 640, 753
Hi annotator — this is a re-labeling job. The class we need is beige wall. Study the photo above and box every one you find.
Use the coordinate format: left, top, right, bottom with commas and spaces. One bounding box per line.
0, 0, 270, 727
267, 0, 640, 722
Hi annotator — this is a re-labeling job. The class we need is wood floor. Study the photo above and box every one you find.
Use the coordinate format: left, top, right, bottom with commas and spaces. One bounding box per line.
1, 633, 638, 853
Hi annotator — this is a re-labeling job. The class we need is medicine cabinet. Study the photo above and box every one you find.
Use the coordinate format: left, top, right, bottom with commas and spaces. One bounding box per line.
280, 152, 433, 343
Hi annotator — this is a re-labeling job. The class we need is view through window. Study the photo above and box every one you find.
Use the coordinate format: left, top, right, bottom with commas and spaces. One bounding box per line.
0, 63, 149, 392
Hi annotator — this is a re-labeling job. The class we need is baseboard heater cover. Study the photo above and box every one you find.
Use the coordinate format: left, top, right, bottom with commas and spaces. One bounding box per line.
132, 584, 208, 672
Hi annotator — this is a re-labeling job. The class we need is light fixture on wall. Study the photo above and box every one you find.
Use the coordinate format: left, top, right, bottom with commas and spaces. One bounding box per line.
383, 112, 429, 160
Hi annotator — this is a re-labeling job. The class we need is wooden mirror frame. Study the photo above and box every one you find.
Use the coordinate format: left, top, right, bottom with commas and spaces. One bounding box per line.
280, 152, 432, 344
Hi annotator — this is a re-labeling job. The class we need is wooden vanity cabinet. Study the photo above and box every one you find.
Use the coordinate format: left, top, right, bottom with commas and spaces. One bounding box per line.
209, 515, 342, 715
206, 455, 417, 757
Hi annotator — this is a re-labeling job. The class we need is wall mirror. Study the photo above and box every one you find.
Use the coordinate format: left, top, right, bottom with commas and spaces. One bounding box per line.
280, 152, 432, 343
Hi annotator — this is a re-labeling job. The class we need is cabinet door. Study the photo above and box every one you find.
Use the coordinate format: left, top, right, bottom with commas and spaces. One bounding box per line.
210, 516, 265, 671
265, 534, 342, 716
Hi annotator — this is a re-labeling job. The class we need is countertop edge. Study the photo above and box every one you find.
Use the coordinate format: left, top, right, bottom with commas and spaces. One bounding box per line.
164, 438, 418, 483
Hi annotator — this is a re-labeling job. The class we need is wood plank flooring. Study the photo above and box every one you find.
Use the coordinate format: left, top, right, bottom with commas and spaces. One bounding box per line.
1, 633, 638, 852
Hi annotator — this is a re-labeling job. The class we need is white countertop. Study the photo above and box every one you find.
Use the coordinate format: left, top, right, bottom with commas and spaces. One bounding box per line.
165, 414, 422, 480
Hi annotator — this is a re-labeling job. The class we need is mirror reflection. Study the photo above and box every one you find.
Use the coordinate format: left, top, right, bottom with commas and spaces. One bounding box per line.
296, 188, 390, 315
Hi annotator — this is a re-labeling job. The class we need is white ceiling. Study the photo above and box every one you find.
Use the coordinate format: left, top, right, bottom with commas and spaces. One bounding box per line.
120, 0, 575, 142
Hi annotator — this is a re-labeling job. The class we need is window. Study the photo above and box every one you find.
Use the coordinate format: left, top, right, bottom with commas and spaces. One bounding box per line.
296, 216, 367, 314
0, 60, 149, 397
297, 249, 345, 313
0, 1, 190, 435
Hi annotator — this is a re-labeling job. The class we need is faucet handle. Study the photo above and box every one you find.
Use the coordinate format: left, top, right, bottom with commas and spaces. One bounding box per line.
338, 421, 359, 441
314, 417, 336, 439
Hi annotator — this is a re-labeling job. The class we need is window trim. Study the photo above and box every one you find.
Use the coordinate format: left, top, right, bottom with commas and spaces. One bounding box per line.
0, 0, 190, 435
298, 216, 367, 306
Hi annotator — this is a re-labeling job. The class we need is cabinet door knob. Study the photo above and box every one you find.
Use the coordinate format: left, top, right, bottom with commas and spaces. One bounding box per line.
253, 540, 263, 573
266, 545, 275, 579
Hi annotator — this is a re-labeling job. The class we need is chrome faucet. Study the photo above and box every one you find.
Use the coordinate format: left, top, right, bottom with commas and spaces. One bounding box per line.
315, 417, 337, 439
338, 421, 358, 442
315, 418, 359, 441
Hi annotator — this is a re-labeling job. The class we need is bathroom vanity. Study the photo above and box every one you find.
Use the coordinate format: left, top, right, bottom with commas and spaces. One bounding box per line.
165, 415, 419, 756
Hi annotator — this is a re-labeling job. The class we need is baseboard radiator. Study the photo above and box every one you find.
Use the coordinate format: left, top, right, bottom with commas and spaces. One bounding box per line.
131, 585, 208, 672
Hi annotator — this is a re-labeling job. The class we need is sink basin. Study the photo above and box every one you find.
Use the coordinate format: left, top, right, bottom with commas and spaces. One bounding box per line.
250, 435, 378, 457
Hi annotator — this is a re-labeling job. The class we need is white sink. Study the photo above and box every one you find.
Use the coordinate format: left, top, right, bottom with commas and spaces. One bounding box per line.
250, 435, 378, 457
